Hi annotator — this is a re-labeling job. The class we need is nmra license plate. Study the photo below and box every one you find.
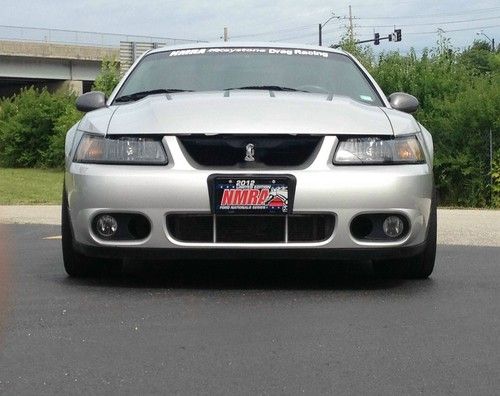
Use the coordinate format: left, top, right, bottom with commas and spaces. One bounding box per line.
212, 176, 294, 215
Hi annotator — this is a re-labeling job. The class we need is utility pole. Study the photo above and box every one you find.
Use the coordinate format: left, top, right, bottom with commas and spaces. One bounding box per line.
349, 5, 354, 41
223, 27, 228, 42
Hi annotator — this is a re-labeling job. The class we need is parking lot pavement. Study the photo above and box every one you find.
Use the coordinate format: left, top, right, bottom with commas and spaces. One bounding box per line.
0, 223, 498, 395
1, 206, 499, 246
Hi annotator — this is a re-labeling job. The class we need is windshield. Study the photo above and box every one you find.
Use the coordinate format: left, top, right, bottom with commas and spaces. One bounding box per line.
115, 47, 383, 106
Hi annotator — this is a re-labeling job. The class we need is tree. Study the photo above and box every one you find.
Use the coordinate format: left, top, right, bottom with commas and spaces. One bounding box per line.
92, 58, 120, 97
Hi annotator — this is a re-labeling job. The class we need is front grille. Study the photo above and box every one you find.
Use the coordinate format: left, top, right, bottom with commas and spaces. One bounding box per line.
166, 214, 335, 243
217, 216, 285, 243
178, 135, 323, 168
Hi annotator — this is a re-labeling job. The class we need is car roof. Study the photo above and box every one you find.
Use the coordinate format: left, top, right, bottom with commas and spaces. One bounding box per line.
147, 41, 347, 56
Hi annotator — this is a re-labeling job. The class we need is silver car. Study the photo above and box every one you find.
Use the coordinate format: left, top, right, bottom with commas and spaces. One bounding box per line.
62, 42, 436, 278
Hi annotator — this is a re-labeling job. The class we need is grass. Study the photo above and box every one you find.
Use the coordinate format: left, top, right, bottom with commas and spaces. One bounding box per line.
0, 168, 63, 205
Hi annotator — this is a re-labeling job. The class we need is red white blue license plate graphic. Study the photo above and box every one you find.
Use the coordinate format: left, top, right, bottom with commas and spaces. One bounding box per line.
214, 177, 290, 214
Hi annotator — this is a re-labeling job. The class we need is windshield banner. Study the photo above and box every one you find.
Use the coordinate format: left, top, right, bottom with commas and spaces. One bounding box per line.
169, 48, 330, 58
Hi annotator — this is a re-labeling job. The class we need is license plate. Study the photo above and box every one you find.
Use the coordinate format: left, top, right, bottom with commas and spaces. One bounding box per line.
212, 176, 294, 215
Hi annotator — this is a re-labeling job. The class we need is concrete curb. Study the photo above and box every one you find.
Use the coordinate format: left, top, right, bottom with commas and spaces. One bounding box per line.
0, 205, 60, 225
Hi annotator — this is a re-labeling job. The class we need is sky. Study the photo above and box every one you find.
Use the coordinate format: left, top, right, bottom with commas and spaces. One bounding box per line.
1, 0, 499, 53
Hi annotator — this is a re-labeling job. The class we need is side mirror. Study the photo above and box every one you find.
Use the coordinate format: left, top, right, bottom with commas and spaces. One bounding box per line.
388, 92, 419, 114
76, 91, 107, 112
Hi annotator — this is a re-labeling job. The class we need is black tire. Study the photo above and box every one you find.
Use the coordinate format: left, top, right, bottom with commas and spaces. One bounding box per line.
62, 188, 122, 277
373, 189, 437, 279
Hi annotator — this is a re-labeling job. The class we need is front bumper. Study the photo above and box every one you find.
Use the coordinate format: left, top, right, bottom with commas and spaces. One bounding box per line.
66, 136, 433, 257
74, 241, 427, 261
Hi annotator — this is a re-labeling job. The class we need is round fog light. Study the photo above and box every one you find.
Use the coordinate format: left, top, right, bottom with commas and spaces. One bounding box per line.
96, 215, 118, 238
383, 216, 404, 238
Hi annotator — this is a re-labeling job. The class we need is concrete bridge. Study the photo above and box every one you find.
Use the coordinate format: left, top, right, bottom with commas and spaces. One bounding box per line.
0, 25, 203, 98
0, 40, 119, 97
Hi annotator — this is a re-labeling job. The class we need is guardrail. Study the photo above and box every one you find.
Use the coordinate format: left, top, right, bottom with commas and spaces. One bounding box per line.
0, 24, 204, 48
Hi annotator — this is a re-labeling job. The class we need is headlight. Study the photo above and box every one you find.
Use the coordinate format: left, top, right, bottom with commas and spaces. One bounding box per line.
74, 134, 168, 165
334, 135, 425, 165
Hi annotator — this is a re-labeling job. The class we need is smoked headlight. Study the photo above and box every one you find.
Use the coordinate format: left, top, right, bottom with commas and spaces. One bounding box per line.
74, 134, 167, 165
334, 135, 425, 165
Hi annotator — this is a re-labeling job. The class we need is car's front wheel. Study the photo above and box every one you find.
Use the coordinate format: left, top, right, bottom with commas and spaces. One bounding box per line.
373, 191, 437, 279
62, 188, 122, 277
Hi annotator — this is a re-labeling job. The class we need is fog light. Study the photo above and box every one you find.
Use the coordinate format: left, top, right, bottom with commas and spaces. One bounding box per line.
96, 215, 118, 238
383, 216, 404, 238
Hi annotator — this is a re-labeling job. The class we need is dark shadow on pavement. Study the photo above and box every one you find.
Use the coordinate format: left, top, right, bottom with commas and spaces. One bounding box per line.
60, 258, 433, 291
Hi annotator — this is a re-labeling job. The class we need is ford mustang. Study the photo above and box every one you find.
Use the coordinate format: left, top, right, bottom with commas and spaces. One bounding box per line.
62, 42, 436, 278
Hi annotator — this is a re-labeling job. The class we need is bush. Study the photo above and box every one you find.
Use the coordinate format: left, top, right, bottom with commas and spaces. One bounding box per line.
0, 87, 80, 168
41, 104, 82, 168
0, 57, 118, 168
340, 34, 499, 207
492, 150, 500, 207
92, 57, 120, 97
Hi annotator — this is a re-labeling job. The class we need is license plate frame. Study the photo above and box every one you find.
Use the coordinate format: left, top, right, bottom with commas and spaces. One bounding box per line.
208, 174, 296, 215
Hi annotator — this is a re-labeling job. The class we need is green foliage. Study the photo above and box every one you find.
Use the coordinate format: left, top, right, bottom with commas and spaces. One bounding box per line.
334, 33, 376, 73
0, 58, 119, 168
42, 104, 82, 168
460, 40, 497, 75
492, 150, 500, 207
336, 32, 500, 207
92, 57, 120, 97
0, 87, 81, 168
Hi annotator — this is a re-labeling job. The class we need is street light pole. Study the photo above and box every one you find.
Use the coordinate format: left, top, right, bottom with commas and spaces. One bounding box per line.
318, 13, 339, 46
477, 31, 495, 51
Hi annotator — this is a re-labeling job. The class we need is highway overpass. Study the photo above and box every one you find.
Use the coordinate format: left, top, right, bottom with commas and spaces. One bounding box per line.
0, 25, 202, 97
0, 39, 118, 97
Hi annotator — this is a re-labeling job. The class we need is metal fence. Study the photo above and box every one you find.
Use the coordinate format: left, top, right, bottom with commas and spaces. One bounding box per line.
120, 41, 166, 75
0, 24, 204, 48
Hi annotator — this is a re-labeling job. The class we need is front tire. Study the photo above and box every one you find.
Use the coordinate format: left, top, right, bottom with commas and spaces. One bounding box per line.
62, 188, 121, 277
374, 190, 437, 279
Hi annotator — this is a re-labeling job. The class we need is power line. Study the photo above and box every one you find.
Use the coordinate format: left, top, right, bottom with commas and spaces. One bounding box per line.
345, 0, 422, 9
356, 24, 500, 39
404, 24, 500, 35
274, 26, 345, 42
232, 25, 312, 39
355, 15, 500, 29
229, 6, 500, 45
355, 6, 500, 20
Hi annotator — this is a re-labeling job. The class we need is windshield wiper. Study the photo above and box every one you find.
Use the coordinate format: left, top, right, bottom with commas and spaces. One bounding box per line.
114, 89, 193, 103
224, 85, 308, 92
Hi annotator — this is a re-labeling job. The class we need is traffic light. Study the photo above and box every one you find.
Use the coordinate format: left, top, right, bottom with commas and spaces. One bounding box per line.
374, 33, 380, 45
395, 29, 402, 42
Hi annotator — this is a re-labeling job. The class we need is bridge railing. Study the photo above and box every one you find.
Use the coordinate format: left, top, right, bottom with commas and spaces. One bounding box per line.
0, 24, 204, 48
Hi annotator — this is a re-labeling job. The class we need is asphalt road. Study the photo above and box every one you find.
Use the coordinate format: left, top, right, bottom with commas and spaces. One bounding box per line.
0, 224, 499, 395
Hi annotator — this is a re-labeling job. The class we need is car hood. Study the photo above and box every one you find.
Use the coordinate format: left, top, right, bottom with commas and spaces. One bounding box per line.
79, 91, 420, 136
